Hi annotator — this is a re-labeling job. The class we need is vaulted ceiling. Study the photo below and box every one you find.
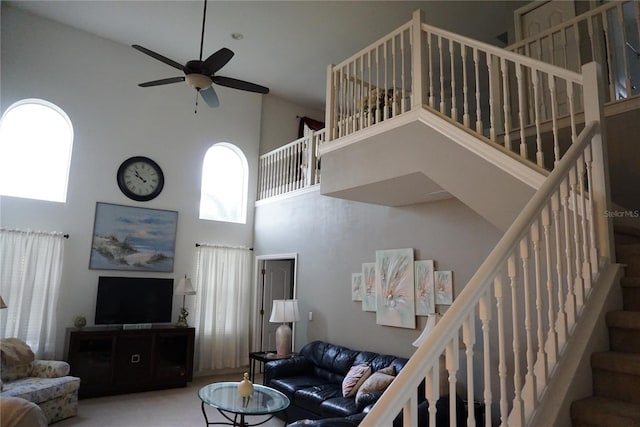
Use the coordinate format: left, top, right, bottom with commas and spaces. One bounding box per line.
6, 1, 523, 111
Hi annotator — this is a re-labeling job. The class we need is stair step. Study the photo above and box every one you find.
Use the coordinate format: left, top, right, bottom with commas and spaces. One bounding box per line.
607, 311, 640, 353
571, 396, 640, 427
592, 352, 640, 404
623, 278, 640, 311
617, 244, 640, 276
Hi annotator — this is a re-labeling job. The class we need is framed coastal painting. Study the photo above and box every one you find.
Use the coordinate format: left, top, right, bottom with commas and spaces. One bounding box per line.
362, 262, 377, 312
89, 202, 178, 272
352, 273, 363, 301
415, 260, 436, 315
435, 270, 454, 305
375, 248, 416, 329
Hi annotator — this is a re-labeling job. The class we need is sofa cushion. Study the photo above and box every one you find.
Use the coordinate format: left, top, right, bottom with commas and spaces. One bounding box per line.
300, 341, 359, 382
341, 364, 371, 397
0, 364, 32, 382
319, 396, 361, 418
270, 375, 332, 399
295, 384, 342, 413
355, 367, 396, 407
1, 376, 80, 405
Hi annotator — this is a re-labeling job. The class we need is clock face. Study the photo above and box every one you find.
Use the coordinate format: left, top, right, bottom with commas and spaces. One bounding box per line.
117, 156, 164, 201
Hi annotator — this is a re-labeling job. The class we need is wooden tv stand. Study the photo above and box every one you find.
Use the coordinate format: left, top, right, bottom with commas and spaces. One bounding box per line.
65, 325, 194, 398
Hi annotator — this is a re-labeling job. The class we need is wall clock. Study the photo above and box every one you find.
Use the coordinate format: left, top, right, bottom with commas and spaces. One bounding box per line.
116, 156, 164, 201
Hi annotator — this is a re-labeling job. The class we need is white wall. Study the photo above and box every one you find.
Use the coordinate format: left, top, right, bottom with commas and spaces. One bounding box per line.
254, 190, 502, 358
259, 94, 324, 155
0, 5, 263, 359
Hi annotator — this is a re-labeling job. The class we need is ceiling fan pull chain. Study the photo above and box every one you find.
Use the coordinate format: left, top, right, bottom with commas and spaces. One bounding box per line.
195, 91, 199, 114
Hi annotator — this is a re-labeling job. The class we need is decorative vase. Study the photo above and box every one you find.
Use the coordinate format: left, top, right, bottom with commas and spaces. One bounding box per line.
237, 372, 253, 398
74, 316, 87, 329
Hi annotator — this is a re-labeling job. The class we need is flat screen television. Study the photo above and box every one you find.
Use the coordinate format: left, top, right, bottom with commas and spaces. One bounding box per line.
95, 276, 174, 325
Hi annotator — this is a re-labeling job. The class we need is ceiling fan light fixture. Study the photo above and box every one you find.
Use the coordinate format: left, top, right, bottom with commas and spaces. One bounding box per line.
185, 73, 212, 90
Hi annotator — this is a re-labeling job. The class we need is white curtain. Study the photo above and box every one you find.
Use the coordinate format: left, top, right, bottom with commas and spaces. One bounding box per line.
0, 228, 65, 358
194, 245, 253, 372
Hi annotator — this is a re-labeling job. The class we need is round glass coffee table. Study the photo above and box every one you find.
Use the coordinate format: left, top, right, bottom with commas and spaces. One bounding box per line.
199, 382, 290, 427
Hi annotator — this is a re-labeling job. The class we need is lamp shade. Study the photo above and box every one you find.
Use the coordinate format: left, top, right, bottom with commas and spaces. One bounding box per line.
269, 299, 299, 323
0, 295, 6, 309
175, 276, 196, 296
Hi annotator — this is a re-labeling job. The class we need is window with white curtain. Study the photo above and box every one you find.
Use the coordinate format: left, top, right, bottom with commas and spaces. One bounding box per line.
0, 99, 74, 202
0, 229, 66, 358
199, 143, 248, 224
192, 245, 253, 372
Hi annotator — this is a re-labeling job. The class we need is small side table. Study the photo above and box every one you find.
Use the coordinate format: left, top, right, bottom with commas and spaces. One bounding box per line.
249, 351, 296, 383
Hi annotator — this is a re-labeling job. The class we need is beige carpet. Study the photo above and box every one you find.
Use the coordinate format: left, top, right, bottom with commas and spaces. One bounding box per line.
55, 374, 287, 427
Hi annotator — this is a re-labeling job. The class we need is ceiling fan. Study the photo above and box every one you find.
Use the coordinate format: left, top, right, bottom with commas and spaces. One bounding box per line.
132, 0, 269, 109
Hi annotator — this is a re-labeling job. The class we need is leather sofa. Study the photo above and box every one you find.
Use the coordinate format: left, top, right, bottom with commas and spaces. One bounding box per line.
264, 340, 416, 422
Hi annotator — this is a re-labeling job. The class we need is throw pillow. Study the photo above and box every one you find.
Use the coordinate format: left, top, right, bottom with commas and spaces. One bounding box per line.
342, 364, 372, 397
355, 368, 396, 405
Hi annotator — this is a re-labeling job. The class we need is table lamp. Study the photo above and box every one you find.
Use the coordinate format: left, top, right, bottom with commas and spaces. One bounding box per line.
175, 275, 196, 327
0, 295, 6, 309
269, 299, 299, 356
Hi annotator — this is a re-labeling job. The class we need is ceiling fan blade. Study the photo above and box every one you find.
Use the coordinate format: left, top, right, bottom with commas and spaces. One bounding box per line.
132, 45, 184, 71
138, 76, 185, 87
203, 48, 234, 74
213, 76, 269, 94
199, 86, 220, 108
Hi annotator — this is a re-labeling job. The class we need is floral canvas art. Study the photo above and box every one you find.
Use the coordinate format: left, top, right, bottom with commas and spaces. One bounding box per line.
435, 270, 454, 305
352, 273, 363, 301
415, 260, 436, 315
375, 248, 416, 329
362, 262, 377, 312
89, 202, 178, 272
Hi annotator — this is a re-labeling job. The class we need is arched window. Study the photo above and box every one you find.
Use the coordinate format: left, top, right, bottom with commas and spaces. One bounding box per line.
200, 143, 248, 224
0, 99, 74, 202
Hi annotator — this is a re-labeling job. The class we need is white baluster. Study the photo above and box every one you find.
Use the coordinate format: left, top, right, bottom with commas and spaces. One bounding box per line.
494, 275, 508, 427
500, 58, 512, 151
570, 165, 585, 310
439, 36, 446, 114
463, 315, 476, 427
548, 73, 559, 167
428, 32, 435, 109
519, 237, 537, 413
601, 15, 616, 101
531, 220, 548, 396
479, 292, 493, 427
532, 69, 543, 168
542, 205, 559, 368
584, 144, 599, 273
487, 54, 497, 142
401, 31, 406, 114
425, 362, 440, 427
473, 48, 483, 134
509, 254, 524, 426
446, 339, 459, 427
552, 191, 568, 347
384, 41, 389, 120
516, 63, 527, 160
561, 177, 576, 328
368, 49, 373, 127
461, 43, 470, 128
577, 154, 592, 293
450, 39, 458, 121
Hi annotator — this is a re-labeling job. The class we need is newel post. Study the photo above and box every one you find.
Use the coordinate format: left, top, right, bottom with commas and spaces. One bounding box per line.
582, 62, 615, 264
411, 9, 425, 109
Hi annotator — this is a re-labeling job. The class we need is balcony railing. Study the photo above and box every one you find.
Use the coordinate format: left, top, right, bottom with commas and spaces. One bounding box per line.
508, 0, 640, 103
257, 129, 325, 201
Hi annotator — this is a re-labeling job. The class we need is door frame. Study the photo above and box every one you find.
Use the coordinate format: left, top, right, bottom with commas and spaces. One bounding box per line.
251, 253, 298, 353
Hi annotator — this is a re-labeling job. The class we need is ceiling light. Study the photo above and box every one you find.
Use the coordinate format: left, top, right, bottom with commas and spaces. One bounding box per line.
185, 74, 212, 90
231, 32, 244, 40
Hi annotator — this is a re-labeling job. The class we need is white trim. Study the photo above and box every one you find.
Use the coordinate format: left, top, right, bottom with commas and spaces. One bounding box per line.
255, 184, 319, 206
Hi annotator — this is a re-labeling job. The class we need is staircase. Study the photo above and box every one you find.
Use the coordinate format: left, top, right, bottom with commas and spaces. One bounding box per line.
571, 226, 640, 426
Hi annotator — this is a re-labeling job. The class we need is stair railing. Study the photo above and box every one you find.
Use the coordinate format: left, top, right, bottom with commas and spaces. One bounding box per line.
508, 0, 640, 104
362, 62, 612, 427
257, 129, 325, 200
326, 10, 591, 171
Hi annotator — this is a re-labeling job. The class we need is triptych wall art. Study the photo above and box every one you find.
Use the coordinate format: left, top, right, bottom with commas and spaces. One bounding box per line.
351, 248, 453, 329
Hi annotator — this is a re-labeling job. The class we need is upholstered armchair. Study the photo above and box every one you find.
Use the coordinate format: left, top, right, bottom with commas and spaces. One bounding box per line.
1, 338, 80, 424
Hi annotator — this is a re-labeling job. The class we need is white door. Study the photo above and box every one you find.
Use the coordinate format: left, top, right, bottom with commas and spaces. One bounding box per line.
259, 259, 295, 352
516, 1, 579, 117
